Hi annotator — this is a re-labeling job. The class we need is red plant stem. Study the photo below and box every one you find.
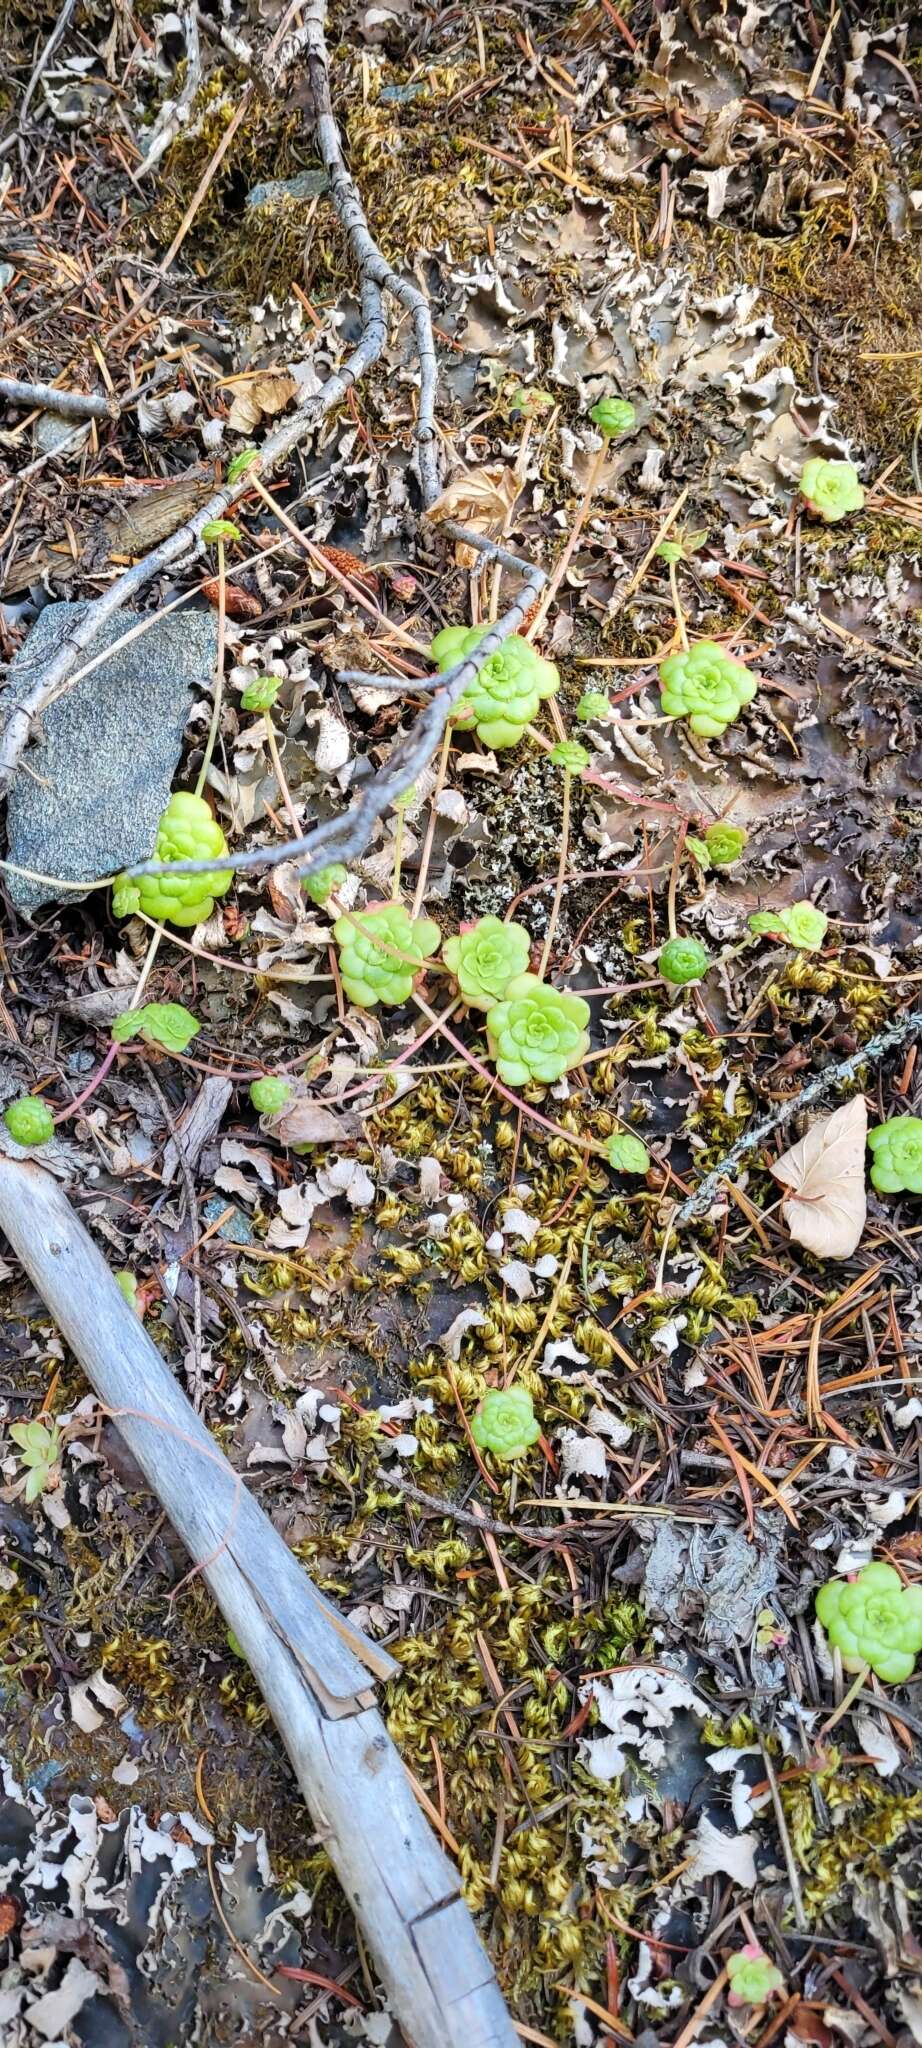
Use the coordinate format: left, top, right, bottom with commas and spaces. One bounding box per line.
53, 1040, 117, 1124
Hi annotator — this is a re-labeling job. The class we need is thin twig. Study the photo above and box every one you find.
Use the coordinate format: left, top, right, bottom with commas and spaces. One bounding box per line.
675, 1007, 922, 1223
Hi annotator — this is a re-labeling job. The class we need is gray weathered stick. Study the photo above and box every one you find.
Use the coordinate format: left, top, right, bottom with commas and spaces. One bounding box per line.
0, 377, 116, 421
0, 1156, 517, 2048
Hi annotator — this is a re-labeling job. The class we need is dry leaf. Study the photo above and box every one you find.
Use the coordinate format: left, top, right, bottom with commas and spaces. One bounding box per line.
425, 464, 520, 567
771, 1095, 867, 1259
267, 1097, 363, 1145
227, 372, 298, 435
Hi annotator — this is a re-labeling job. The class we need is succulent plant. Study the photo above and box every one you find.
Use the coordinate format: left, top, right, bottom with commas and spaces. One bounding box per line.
333, 903, 440, 1008
799, 457, 864, 523
430, 626, 559, 748
605, 1132, 650, 1175
549, 740, 590, 773
3, 1096, 54, 1146
705, 822, 747, 866
10, 1417, 62, 1502
816, 1560, 922, 1684
112, 793, 232, 929
250, 1076, 292, 1114
442, 917, 532, 1012
241, 674, 282, 712
115, 1271, 141, 1313
226, 447, 259, 483
726, 1947, 785, 2008
749, 902, 828, 951
201, 519, 242, 544
111, 1002, 200, 1053
589, 395, 636, 438
659, 640, 758, 738
471, 1386, 540, 1460
657, 530, 708, 565
303, 863, 347, 905
658, 937, 709, 985
486, 974, 591, 1087
576, 691, 609, 721
867, 1115, 922, 1196
510, 386, 554, 417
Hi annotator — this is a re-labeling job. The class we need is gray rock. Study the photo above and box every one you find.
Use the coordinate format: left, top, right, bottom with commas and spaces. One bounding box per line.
246, 169, 329, 209
3, 601, 217, 912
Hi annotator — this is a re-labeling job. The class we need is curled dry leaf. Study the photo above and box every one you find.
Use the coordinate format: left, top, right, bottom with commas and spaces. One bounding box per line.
226, 371, 298, 435
425, 464, 520, 568
770, 1094, 867, 1259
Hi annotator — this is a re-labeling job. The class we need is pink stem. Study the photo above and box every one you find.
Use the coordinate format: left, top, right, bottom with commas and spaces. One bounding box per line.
53, 1040, 118, 1124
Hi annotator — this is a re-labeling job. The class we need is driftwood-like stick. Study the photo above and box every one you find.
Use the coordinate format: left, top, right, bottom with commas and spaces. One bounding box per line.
0, 1156, 517, 2048
0, 376, 117, 421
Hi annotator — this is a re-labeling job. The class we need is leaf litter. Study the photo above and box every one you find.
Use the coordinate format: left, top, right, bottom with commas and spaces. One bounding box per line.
0, 0, 921, 2043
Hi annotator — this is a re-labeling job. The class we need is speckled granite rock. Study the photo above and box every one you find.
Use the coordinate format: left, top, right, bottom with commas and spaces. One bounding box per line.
3, 601, 216, 912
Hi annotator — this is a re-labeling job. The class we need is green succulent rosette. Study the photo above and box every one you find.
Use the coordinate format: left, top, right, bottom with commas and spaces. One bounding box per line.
442, 917, 532, 1012
250, 1077, 292, 1114
726, 1947, 785, 2008
333, 902, 440, 1008
749, 902, 827, 950
659, 640, 758, 738
589, 395, 636, 438
658, 937, 709, 985
799, 457, 864, 523
486, 973, 590, 1087
112, 792, 232, 929
470, 1386, 540, 1460
549, 740, 590, 773
303, 863, 347, 905
241, 674, 282, 712
3, 1096, 54, 1146
576, 691, 609, 721
705, 822, 747, 866
867, 1115, 922, 1195
430, 626, 559, 748
605, 1132, 650, 1175
816, 1560, 922, 1684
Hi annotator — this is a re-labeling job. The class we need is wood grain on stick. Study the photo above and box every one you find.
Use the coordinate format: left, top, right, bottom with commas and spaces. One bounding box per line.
0, 1155, 517, 2048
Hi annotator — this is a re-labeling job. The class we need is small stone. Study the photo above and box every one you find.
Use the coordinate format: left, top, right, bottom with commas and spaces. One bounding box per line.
3, 601, 218, 911
246, 169, 330, 210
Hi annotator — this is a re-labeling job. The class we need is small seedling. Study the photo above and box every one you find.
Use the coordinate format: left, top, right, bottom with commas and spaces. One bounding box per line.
10, 1417, 62, 1502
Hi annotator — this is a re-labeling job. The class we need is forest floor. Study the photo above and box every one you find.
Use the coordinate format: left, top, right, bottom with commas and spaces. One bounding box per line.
1, 1, 922, 2044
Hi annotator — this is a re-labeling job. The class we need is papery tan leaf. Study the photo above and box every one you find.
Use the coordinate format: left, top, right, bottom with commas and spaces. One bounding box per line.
227, 372, 298, 435
266, 1097, 363, 1145
770, 1095, 867, 1259
425, 465, 520, 567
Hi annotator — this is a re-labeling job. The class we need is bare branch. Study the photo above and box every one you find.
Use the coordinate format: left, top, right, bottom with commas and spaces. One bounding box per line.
0, 377, 117, 421
674, 1005, 922, 1224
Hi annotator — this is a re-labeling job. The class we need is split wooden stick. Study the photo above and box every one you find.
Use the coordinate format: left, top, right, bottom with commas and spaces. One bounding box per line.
0, 1154, 516, 2048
